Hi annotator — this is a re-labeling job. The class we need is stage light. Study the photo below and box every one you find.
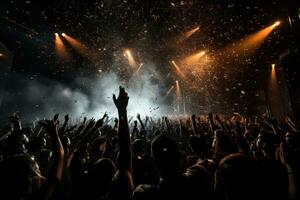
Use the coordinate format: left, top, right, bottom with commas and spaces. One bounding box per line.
185, 26, 200, 38
175, 80, 181, 113
273, 21, 280, 27
124, 49, 138, 68
135, 63, 143, 74
176, 26, 200, 44
62, 33, 89, 56
124, 49, 131, 56
55, 33, 70, 60
0, 53, 3, 57
269, 63, 279, 106
184, 50, 206, 64
272, 64, 275, 68
222, 21, 280, 61
171, 60, 185, 78
165, 85, 175, 97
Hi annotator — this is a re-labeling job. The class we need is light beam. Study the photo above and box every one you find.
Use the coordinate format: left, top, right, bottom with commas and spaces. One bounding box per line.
184, 26, 200, 39
223, 21, 281, 59
62, 33, 90, 56
176, 80, 181, 113
124, 49, 138, 68
54, 33, 69, 60
184, 51, 205, 65
177, 26, 200, 44
171, 60, 185, 78
165, 85, 175, 97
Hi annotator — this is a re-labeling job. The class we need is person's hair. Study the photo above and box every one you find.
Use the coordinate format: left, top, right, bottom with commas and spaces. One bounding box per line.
85, 158, 116, 198
256, 130, 279, 155
189, 135, 210, 159
215, 153, 265, 200
109, 170, 134, 200
132, 184, 156, 200
0, 154, 42, 199
151, 134, 180, 177
132, 139, 145, 156
213, 130, 238, 162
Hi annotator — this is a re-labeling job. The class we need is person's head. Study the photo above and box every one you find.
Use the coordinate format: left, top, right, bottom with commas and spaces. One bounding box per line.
109, 170, 134, 200
132, 139, 145, 157
184, 164, 215, 199
215, 153, 264, 200
244, 126, 259, 143
151, 134, 180, 178
26, 137, 46, 155
256, 130, 279, 156
189, 135, 210, 159
34, 149, 52, 177
85, 158, 116, 198
90, 136, 106, 162
0, 154, 43, 199
285, 131, 300, 148
61, 136, 71, 153
213, 130, 238, 162
132, 184, 156, 200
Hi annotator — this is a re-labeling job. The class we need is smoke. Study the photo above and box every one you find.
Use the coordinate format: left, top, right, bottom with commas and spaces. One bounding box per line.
1, 67, 168, 122
83, 70, 165, 118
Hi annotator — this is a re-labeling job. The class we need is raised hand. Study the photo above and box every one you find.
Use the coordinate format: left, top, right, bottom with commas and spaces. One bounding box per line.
102, 112, 108, 120
113, 86, 129, 113
9, 115, 22, 131
53, 113, 59, 122
85, 118, 96, 130
215, 114, 221, 122
39, 117, 64, 181
94, 117, 105, 129
83, 116, 87, 123
64, 114, 69, 122
113, 86, 131, 173
39, 120, 58, 135
191, 114, 196, 121
208, 112, 213, 120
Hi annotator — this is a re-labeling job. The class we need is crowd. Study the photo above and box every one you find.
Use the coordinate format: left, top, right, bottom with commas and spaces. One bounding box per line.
0, 86, 299, 200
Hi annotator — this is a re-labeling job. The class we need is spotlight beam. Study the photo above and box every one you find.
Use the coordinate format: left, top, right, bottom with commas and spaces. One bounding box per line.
62, 33, 90, 56
222, 21, 281, 59
134, 63, 143, 75
165, 85, 175, 97
184, 51, 205, 65
171, 60, 185, 78
176, 80, 181, 113
177, 26, 200, 44
184, 26, 200, 39
54, 33, 69, 60
124, 49, 138, 68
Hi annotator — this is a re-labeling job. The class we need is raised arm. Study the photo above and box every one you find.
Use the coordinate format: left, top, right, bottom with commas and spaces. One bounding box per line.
215, 114, 230, 134
113, 86, 131, 173
191, 114, 199, 135
208, 112, 218, 133
137, 113, 145, 130
59, 114, 69, 136
114, 117, 119, 129
30, 117, 65, 200
131, 120, 138, 140
39, 117, 64, 181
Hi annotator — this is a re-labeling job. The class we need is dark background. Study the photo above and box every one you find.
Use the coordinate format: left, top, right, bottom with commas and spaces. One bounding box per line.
0, 0, 299, 121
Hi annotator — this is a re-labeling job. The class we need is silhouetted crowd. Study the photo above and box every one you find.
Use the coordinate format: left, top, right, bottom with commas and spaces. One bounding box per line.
0, 87, 299, 200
